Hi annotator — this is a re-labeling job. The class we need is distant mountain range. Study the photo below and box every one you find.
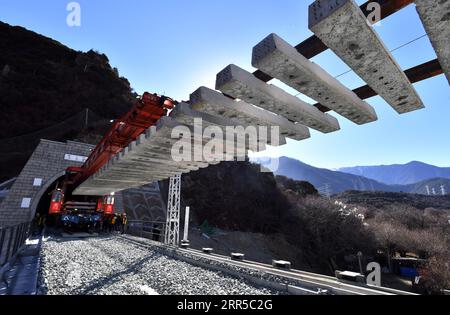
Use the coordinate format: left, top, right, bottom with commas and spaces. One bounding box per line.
251, 157, 450, 195
338, 161, 450, 185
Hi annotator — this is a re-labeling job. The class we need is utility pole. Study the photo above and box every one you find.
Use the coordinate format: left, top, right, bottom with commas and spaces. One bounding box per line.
164, 174, 181, 246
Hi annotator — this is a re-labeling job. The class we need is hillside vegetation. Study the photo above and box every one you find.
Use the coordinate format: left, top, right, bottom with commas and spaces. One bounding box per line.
175, 161, 449, 293
337, 190, 450, 210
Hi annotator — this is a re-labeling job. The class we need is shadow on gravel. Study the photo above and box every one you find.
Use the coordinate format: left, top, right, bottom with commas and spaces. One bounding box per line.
52, 235, 117, 244
72, 241, 158, 295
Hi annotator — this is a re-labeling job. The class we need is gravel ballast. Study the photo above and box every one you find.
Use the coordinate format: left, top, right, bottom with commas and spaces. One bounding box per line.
38, 235, 278, 295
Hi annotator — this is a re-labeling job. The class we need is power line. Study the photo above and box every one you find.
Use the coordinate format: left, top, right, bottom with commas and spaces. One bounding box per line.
390, 34, 428, 53
334, 69, 353, 80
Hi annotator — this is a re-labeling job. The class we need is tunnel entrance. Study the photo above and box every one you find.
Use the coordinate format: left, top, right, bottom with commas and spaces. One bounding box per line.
30, 177, 131, 236
32, 175, 65, 230
32, 175, 104, 233
35, 177, 63, 219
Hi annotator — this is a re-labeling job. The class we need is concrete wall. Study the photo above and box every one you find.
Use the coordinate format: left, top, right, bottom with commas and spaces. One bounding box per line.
0, 140, 95, 227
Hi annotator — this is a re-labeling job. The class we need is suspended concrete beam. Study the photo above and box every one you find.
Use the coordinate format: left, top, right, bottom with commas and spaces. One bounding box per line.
415, 0, 450, 84
216, 64, 340, 133
309, 0, 424, 114
170, 102, 275, 149
76, 132, 211, 194
74, 104, 277, 196
253, 0, 416, 82
252, 33, 378, 125
74, 117, 221, 195
190, 86, 310, 141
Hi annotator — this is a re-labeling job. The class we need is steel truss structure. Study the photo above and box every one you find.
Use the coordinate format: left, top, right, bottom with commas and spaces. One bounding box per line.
164, 174, 182, 246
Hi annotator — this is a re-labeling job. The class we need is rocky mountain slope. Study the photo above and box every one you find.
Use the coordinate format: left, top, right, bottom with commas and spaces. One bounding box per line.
0, 21, 135, 181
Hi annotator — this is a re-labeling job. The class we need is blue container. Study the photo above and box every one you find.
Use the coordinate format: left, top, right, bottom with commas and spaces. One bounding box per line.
399, 267, 418, 278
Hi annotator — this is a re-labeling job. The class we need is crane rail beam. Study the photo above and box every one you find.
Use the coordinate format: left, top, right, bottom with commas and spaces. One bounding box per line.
314, 59, 444, 113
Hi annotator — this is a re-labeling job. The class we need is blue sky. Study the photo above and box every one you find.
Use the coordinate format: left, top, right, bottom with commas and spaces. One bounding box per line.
1, 0, 449, 168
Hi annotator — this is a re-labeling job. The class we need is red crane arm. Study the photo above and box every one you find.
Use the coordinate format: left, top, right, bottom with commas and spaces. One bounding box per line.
66, 92, 176, 191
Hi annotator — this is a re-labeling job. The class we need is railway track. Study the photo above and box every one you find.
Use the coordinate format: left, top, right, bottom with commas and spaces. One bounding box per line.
117, 235, 416, 296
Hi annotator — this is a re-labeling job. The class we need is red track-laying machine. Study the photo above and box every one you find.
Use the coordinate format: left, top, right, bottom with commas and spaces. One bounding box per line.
49, 93, 176, 217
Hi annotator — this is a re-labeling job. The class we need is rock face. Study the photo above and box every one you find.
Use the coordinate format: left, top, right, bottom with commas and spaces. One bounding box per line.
0, 21, 136, 181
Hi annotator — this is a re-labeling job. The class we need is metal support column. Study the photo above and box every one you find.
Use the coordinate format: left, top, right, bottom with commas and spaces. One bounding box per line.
183, 206, 190, 243
164, 174, 181, 246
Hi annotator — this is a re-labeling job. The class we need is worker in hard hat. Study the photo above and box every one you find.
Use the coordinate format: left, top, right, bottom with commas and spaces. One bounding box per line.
121, 213, 128, 234
110, 215, 117, 233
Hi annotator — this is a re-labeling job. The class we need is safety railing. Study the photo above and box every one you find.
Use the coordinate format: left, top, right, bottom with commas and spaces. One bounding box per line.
0, 222, 30, 267
126, 220, 166, 243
